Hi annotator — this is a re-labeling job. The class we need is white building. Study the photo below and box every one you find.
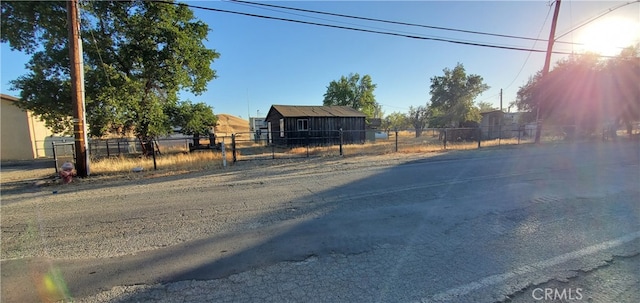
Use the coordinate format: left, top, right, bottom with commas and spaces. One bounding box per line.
249, 117, 268, 141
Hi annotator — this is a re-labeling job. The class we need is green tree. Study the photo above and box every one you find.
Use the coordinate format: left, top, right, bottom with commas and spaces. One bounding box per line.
1, 1, 220, 144
407, 105, 429, 137
323, 73, 381, 118
429, 63, 489, 126
168, 101, 218, 136
477, 101, 497, 112
512, 72, 542, 114
382, 111, 409, 131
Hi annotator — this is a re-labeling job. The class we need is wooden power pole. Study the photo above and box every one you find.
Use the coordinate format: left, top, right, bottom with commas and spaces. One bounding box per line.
535, 0, 562, 144
67, 0, 89, 176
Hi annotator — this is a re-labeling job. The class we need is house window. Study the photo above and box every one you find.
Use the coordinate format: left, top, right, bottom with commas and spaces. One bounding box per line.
297, 119, 308, 131
279, 119, 284, 137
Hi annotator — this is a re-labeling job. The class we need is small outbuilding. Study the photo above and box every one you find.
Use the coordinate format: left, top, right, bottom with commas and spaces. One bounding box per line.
480, 110, 504, 140
265, 105, 366, 146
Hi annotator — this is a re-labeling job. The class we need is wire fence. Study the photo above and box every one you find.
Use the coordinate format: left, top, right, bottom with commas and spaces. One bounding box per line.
229, 123, 640, 162
36, 122, 639, 174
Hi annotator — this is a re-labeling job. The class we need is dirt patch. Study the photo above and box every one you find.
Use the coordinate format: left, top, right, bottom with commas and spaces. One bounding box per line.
0, 151, 447, 198
1, 160, 57, 182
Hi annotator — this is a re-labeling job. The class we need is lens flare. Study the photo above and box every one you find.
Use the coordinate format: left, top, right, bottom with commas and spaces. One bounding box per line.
576, 17, 640, 56
33, 267, 72, 303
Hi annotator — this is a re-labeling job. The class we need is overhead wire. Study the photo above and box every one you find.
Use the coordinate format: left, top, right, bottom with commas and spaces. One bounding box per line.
80, 1, 112, 87
153, 0, 581, 55
226, 0, 580, 47
553, 0, 640, 54
454, 3, 554, 106
227, 0, 537, 50
148, 0, 634, 112
568, 0, 575, 53
378, 103, 410, 111
227, 0, 438, 40
502, 2, 554, 92
555, 0, 639, 41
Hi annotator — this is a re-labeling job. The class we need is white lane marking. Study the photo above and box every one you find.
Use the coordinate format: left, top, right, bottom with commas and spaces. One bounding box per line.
422, 230, 640, 303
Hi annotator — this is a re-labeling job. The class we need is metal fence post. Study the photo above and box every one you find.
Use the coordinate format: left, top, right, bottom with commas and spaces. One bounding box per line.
306, 130, 310, 158
231, 134, 237, 163
71, 142, 76, 165
106, 140, 110, 157
477, 127, 481, 148
221, 142, 227, 167
149, 141, 157, 170
443, 128, 447, 150
395, 130, 398, 152
339, 128, 344, 156
518, 126, 522, 144
498, 124, 502, 146
52, 142, 58, 174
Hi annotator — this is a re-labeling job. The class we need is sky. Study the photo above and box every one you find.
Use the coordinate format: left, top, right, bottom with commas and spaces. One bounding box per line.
1, 1, 639, 120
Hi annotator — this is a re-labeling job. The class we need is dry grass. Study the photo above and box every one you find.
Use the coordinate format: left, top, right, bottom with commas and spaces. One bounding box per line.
90, 151, 230, 175
282, 135, 532, 157
89, 132, 534, 175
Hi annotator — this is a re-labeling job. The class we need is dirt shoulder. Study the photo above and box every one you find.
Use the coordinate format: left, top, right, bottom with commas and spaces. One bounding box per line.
1, 141, 614, 198
0, 151, 451, 198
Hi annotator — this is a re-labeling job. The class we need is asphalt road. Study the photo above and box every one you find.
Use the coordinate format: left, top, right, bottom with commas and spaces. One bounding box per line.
1, 141, 639, 302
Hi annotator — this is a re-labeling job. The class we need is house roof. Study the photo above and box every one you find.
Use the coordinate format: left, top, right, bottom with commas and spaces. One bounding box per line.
268, 105, 366, 118
0, 94, 19, 102
480, 109, 504, 115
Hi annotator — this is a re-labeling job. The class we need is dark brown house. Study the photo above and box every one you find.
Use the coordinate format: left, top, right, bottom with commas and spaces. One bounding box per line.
265, 105, 366, 146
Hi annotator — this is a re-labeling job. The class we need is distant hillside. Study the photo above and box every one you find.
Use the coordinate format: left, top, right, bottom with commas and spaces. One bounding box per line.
215, 114, 249, 136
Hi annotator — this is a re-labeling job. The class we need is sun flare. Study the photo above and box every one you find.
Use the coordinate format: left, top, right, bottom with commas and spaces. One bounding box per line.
576, 17, 640, 56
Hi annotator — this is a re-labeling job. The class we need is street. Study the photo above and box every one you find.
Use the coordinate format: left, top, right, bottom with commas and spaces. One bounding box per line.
1, 141, 639, 302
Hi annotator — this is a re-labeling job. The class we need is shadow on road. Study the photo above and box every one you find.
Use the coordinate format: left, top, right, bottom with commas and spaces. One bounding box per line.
3, 141, 639, 302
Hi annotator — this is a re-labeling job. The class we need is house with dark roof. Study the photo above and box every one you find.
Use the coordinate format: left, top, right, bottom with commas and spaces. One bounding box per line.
265, 105, 366, 146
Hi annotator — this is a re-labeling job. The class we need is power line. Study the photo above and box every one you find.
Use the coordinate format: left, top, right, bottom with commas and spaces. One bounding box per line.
555, 0, 639, 41
154, 0, 578, 55
227, 0, 434, 40
379, 103, 410, 111
226, 0, 579, 47
502, 3, 554, 92
227, 0, 547, 48
500, 0, 637, 95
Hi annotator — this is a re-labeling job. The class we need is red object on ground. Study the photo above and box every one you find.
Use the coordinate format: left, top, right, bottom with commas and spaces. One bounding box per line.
59, 162, 75, 184
59, 170, 74, 184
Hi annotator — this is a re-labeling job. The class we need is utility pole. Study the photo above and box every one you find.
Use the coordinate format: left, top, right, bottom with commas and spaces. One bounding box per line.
499, 88, 503, 112
535, 0, 562, 144
67, 0, 89, 177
